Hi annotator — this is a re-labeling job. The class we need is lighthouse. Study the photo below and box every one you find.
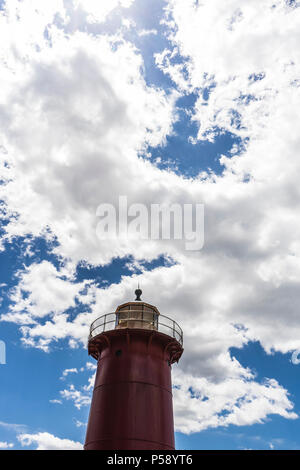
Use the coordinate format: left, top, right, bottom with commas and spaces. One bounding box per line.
84, 289, 184, 450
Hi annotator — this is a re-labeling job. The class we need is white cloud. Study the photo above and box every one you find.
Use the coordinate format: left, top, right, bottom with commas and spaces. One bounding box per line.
172, 368, 297, 434
0, 261, 95, 351
160, 0, 300, 140
0, 421, 27, 433
49, 399, 62, 405
73, 0, 134, 24
138, 29, 158, 37
58, 366, 95, 409
18, 432, 82, 450
61, 368, 78, 379
74, 419, 86, 428
1, 0, 300, 435
0, 4, 178, 265
60, 384, 91, 409
85, 361, 97, 371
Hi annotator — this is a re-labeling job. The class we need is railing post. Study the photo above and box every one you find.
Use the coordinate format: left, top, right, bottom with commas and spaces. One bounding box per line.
104, 314, 107, 332
173, 320, 175, 340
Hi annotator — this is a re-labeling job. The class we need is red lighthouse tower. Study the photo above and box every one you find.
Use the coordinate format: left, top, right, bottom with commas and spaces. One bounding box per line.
84, 289, 183, 450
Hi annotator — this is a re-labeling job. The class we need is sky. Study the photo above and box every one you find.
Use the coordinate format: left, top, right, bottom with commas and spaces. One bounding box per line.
0, 0, 300, 450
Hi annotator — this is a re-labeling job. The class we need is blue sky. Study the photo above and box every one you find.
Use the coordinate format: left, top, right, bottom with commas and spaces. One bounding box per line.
1, 0, 300, 450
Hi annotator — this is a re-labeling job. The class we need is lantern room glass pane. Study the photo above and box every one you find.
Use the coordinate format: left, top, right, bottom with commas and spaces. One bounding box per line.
116, 309, 158, 331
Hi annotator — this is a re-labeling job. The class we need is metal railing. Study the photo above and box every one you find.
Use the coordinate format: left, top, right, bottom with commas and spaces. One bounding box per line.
89, 311, 183, 346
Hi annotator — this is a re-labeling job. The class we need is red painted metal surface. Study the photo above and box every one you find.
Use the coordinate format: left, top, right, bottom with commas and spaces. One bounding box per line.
84, 328, 183, 450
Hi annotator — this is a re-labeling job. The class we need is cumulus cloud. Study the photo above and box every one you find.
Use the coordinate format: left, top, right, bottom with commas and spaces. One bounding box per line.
60, 384, 92, 409
49, 399, 62, 405
60, 368, 78, 379
73, 0, 134, 24
1, 0, 300, 435
0, 260, 95, 350
18, 432, 82, 450
172, 368, 297, 434
138, 29, 158, 37
73, 419, 86, 428
0, 0, 182, 272
0, 1, 177, 264
5, 261, 93, 321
